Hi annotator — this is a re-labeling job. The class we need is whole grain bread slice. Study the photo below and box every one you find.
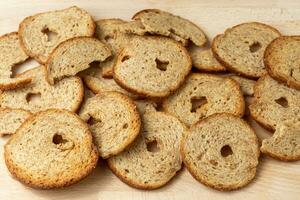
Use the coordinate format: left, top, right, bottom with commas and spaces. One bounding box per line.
0, 109, 31, 136
79, 92, 141, 159
19, 6, 95, 64
119, 9, 207, 47
4, 109, 98, 189
0, 66, 83, 113
261, 119, 300, 161
212, 22, 281, 78
264, 36, 300, 90
113, 35, 192, 98
162, 73, 245, 126
45, 37, 111, 84
249, 75, 300, 131
107, 111, 186, 189
0, 32, 31, 90
181, 113, 259, 191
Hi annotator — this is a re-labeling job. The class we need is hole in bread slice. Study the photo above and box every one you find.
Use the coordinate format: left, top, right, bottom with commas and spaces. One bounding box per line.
121, 55, 130, 62
42, 27, 58, 42
249, 42, 261, 53
190, 96, 208, 112
146, 140, 160, 153
275, 97, 289, 108
87, 116, 102, 125
155, 58, 169, 71
52, 133, 68, 145
10, 59, 37, 78
221, 145, 233, 157
26, 92, 41, 104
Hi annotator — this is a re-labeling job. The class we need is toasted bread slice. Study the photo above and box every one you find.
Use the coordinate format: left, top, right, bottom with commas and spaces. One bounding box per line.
0, 66, 83, 113
0, 109, 31, 136
46, 37, 111, 84
4, 109, 98, 189
113, 36, 192, 98
19, 6, 95, 63
249, 75, 300, 131
119, 9, 206, 46
264, 36, 300, 90
212, 22, 281, 78
163, 73, 245, 126
107, 111, 186, 189
181, 113, 259, 191
79, 92, 141, 159
261, 119, 300, 161
0, 32, 31, 90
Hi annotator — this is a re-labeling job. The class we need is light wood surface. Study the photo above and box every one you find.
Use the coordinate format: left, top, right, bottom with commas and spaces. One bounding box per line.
0, 1, 299, 200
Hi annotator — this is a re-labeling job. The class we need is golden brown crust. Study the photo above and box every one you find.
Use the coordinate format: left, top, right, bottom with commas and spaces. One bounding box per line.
264, 36, 300, 90
4, 109, 99, 189
113, 36, 192, 98
18, 6, 96, 64
181, 113, 260, 191
212, 22, 281, 79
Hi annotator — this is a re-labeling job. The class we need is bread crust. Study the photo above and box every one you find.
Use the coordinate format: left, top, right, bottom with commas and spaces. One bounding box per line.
264, 36, 300, 90
4, 109, 99, 189
212, 22, 281, 79
18, 6, 96, 64
181, 113, 260, 191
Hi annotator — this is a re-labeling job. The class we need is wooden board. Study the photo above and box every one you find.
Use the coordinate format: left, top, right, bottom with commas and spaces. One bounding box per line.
0, 0, 299, 199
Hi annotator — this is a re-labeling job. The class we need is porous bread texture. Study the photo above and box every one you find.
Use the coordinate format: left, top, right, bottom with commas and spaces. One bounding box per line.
212, 22, 281, 78
181, 113, 259, 191
134, 100, 157, 115
264, 36, 300, 90
19, 6, 95, 63
46, 37, 111, 84
95, 19, 130, 77
189, 48, 226, 72
107, 111, 186, 189
0, 32, 31, 90
223, 74, 256, 96
249, 75, 300, 131
163, 73, 245, 126
119, 9, 207, 46
113, 35, 192, 98
79, 92, 141, 159
0, 109, 31, 136
261, 119, 300, 161
81, 66, 139, 99
0, 66, 83, 113
4, 109, 98, 189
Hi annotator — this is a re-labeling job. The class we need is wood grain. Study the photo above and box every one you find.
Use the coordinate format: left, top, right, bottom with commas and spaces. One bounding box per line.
0, 1, 299, 200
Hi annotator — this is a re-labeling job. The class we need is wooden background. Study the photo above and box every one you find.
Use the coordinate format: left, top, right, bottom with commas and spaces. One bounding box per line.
0, 0, 299, 199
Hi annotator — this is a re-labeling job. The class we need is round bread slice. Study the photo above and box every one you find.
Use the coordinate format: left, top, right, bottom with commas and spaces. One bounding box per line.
4, 109, 98, 189
19, 6, 95, 64
0, 109, 31, 136
0, 32, 31, 90
95, 19, 130, 77
107, 111, 186, 189
79, 92, 141, 159
264, 36, 300, 90
249, 75, 300, 131
162, 73, 245, 126
45, 37, 111, 84
0, 66, 83, 113
261, 119, 300, 161
212, 22, 281, 78
181, 113, 259, 191
81, 66, 139, 99
120, 9, 206, 46
113, 36, 192, 98
189, 47, 226, 72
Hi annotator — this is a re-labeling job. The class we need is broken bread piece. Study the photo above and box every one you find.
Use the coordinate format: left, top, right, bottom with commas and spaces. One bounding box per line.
45, 37, 111, 84
19, 6, 95, 63
79, 92, 141, 159
0, 32, 31, 90
4, 109, 98, 189
0, 109, 31, 136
